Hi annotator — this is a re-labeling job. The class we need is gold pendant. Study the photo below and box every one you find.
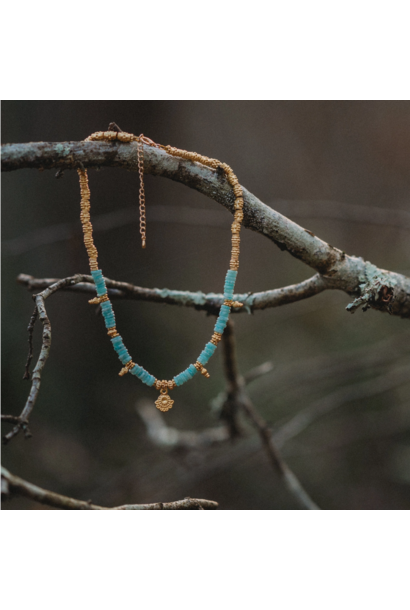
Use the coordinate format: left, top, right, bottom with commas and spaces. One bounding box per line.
155, 388, 174, 412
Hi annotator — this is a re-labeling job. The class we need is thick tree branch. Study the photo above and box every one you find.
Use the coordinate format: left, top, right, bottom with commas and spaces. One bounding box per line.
3, 139, 410, 316
1, 467, 217, 510
17, 273, 326, 315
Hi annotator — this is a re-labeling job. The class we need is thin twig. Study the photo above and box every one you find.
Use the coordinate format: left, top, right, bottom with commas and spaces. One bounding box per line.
3, 199, 410, 257
285, 402, 410, 457
220, 320, 320, 510
238, 393, 320, 510
1, 415, 22, 424
2, 275, 85, 443
17, 273, 326, 315
243, 361, 274, 385
192, 362, 410, 479
273, 198, 410, 231
1, 467, 218, 510
272, 363, 410, 449
219, 320, 243, 437
270, 332, 410, 396
2, 206, 231, 257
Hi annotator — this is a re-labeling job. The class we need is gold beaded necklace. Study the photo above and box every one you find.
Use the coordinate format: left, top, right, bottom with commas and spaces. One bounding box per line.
79, 129, 244, 411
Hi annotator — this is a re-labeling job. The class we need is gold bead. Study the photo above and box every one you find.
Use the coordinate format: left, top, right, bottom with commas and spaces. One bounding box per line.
194, 361, 210, 378
119, 361, 135, 376
107, 327, 119, 338
224, 300, 243, 308
117, 132, 132, 142
88, 294, 108, 305
227, 174, 238, 186
210, 332, 222, 345
154, 379, 175, 391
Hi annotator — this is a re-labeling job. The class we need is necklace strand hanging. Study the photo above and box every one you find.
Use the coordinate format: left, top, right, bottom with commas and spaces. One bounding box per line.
78, 129, 244, 412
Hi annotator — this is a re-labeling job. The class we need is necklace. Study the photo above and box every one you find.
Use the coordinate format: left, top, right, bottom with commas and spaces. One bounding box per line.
78, 129, 244, 412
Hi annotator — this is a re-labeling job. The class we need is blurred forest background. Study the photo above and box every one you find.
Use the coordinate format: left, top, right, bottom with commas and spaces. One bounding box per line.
2, 100, 410, 510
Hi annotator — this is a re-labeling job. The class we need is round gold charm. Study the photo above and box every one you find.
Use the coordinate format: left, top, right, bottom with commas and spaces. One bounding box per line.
155, 389, 174, 412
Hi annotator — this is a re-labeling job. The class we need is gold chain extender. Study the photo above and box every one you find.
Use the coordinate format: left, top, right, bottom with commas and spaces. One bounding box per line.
137, 134, 147, 248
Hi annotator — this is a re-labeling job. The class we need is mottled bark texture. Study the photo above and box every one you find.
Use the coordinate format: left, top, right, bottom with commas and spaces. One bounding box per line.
17, 273, 326, 315
2, 140, 410, 317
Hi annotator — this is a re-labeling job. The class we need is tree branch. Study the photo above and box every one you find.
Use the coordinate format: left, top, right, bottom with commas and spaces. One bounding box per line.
23, 307, 38, 380
1, 467, 217, 510
3, 139, 410, 316
136, 399, 230, 450
2, 275, 86, 443
136, 359, 274, 451
220, 320, 320, 509
17, 273, 326, 315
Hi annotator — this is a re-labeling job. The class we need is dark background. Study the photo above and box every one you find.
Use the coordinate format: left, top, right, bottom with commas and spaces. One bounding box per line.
2, 100, 410, 509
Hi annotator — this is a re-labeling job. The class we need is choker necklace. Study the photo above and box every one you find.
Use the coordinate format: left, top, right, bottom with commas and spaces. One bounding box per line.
78, 129, 244, 412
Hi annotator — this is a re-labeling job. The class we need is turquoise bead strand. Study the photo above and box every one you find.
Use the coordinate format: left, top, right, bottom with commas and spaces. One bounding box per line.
90, 268, 238, 388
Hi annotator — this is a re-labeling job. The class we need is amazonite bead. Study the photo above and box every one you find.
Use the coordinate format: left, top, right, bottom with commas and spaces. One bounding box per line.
99, 265, 240, 390
91, 270, 103, 281
198, 342, 217, 365
215, 323, 227, 334
131, 364, 155, 386
225, 269, 237, 282
187, 364, 198, 378
173, 373, 186, 386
